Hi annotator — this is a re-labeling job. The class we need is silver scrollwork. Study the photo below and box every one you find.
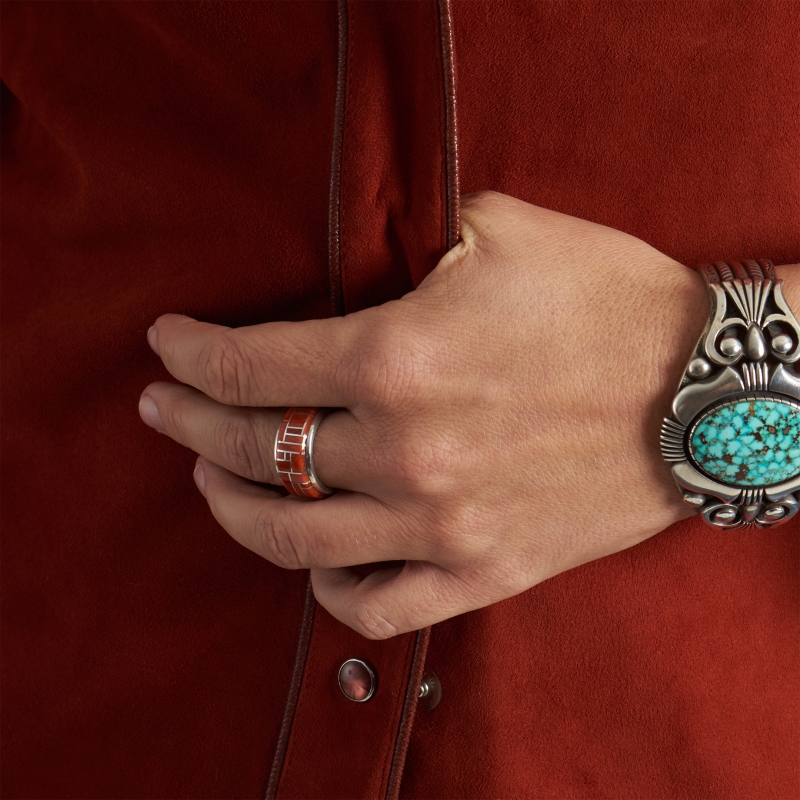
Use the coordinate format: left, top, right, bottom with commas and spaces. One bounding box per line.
662, 262, 800, 530
764, 282, 800, 363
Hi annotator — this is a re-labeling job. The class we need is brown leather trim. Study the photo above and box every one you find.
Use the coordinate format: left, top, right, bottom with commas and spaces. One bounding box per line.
264, 578, 317, 800
439, 0, 460, 249
328, 0, 349, 317
270, 4, 457, 796
384, 626, 432, 800
266, 6, 348, 790
384, 3, 460, 797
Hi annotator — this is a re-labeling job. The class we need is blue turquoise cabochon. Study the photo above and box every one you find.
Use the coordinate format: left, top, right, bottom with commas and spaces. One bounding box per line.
689, 396, 800, 487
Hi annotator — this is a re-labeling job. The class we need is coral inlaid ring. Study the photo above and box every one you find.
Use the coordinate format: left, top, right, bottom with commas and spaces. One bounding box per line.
274, 407, 334, 500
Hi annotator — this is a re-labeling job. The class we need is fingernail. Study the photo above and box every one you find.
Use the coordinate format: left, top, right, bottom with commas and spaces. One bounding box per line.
147, 326, 159, 355
193, 461, 206, 497
138, 395, 165, 433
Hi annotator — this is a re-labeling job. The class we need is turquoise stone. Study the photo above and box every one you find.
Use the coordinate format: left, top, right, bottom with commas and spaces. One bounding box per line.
690, 398, 800, 486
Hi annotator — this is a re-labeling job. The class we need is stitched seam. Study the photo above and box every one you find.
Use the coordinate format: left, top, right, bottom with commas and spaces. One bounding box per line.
265, 577, 316, 800
273, 590, 327, 797
338, 0, 355, 315
327, 0, 348, 317
380, 632, 418, 798
439, 0, 461, 249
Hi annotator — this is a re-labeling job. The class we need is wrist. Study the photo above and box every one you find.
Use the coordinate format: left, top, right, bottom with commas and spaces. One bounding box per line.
645, 262, 709, 523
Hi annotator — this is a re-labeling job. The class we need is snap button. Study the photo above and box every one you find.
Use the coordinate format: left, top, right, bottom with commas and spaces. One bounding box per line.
338, 659, 376, 702
418, 671, 442, 710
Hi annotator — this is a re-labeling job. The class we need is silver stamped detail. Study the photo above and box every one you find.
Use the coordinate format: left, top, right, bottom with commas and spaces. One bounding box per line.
672, 461, 741, 502
744, 323, 767, 361
672, 366, 745, 427
769, 363, 800, 401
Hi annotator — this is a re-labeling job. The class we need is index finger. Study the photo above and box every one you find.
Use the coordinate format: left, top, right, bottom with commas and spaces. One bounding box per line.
149, 313, 361, 407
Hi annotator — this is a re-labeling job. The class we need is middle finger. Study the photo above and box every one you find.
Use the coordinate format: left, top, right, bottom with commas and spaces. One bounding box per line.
139, 381, 368, 492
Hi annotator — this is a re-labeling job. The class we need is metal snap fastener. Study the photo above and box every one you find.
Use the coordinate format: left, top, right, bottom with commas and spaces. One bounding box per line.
338, 659, 376, 702
418, 671, 442, 710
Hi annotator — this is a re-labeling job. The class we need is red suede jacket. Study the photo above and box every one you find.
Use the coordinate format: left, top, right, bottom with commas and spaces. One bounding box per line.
1, 2, 798, 797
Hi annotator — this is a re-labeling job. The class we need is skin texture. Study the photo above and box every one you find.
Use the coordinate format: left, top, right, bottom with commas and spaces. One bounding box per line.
138, 191, 799, 639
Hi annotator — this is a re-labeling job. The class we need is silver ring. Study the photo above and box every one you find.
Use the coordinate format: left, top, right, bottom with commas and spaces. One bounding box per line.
274, 407, 334, 500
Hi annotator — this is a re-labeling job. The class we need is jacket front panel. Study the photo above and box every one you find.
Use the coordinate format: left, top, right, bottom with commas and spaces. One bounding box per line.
1, 2, 798, 799
1, 3, 339, 797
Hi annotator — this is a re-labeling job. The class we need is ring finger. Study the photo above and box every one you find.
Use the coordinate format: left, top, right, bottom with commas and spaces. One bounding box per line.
195, 457, 424, 569
139, 381, 366, 492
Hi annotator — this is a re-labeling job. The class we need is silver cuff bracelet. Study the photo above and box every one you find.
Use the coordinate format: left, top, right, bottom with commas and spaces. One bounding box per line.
661, 260, 800, 529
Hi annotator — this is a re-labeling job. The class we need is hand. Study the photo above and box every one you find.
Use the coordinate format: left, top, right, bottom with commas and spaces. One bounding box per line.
138, 191, 795, 638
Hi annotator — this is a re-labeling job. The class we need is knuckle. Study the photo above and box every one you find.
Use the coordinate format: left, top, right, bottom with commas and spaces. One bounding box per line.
253, 509, 305, 570
197, 333, 252, 405
154, 395, 181, 436
426, 501, 487, 558
427, 507, 461, 548
459, 190, 513, 246
506, 564, 535, 596
387, 429, 454, 496
353, 311, 428, 410
350, 599, 399, 641
216, 415, 270, 480
462, 188, 503, 207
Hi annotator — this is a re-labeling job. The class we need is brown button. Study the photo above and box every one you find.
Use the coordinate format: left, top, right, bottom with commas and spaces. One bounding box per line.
338, 659, 376, 702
